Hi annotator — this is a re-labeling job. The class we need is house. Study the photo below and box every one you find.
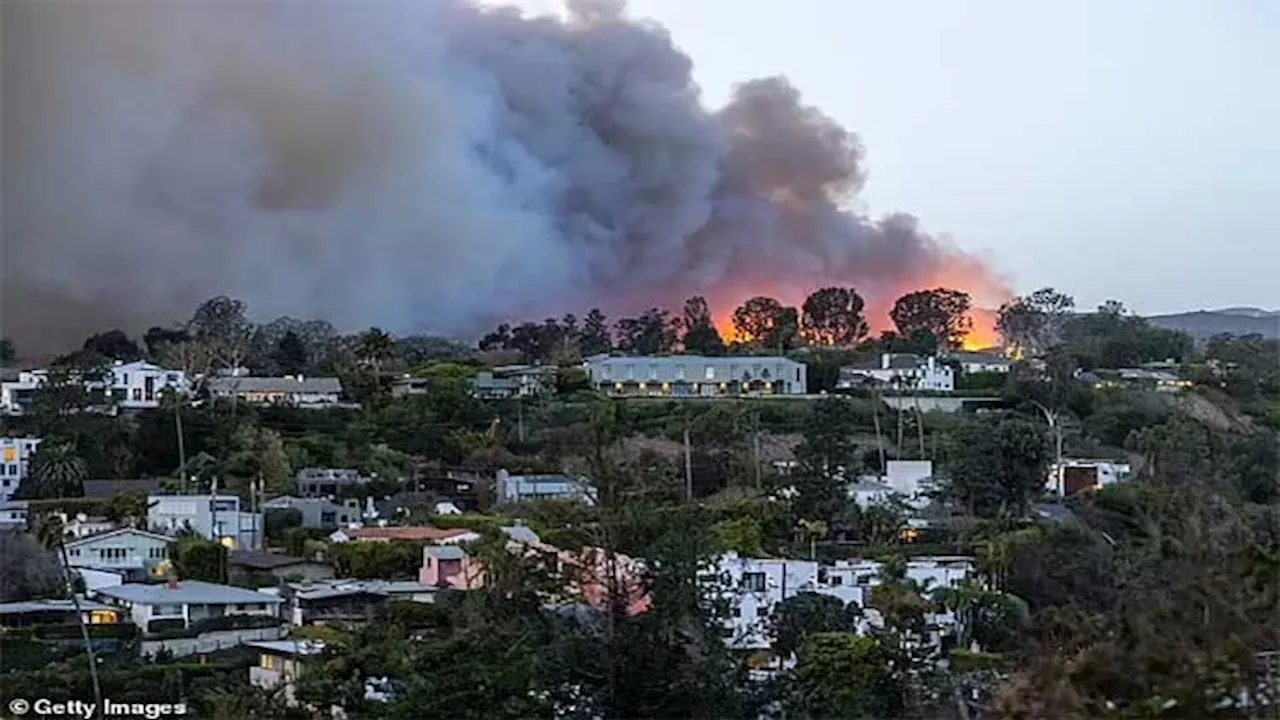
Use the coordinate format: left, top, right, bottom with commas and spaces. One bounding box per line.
92, 578, 283, 633
105, 360, 189, 410
294, 468, 369, 497
0, 499, 29, 529
281, 580, 441, 626
945, 351, 1012, 375
0, 598, 123, 628
1046, 459, 1132, 496
327, 525, 480, 544
406, 463, 485, 509
64, 527, 174, 581
1114, 368, 1193, 392
851, 460, 937, 510
471, 372, 520, 400
495, 469, 598, 506
147, 494, 263, 550
417, 525, 650, 615
710, 552, 975, 652
0, 370, 43, 415
75, 568, 129, 592
490, 364, 556, 397
584, 355, 808, 397
838, 354, 955, 392
227, 550, 335, 586
207, 375, 343, 408
248, 639, 327, 706
848, 480, 894, 510
262, 495, 362, 528
1, 436, 40, 503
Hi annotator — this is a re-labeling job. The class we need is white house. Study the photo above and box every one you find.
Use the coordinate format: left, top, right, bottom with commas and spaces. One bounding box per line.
851, 460, 937, 510
0, 371, 43, 416
584, 355, 808, 397
710, 552, 976, 653
838, 354, 955, 392
106, 360, 189, 409
60, 513, 117, 539
848, 480, 895, 511
0, 499, 29, 529
0, 436, 40, 503
64, 527, 175, 581
1046, 459, 1132, 496
148, 494, 262, 550
495, 469, 598, 506
945, 351, 1013, 375
93, 578, 282, 633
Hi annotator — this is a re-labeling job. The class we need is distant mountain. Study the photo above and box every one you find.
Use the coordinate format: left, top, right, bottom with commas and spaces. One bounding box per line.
1146, 308, 1280, 340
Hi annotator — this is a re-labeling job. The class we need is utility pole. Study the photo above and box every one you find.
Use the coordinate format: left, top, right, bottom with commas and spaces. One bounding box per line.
872, 387, 887, 473
683, 425, 693, 502
753, 408, 762, 491
174, 398, 187, 493
517, 401, 526, 444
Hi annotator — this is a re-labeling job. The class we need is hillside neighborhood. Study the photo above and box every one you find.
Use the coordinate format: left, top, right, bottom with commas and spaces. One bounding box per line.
0, 286, 1277, 720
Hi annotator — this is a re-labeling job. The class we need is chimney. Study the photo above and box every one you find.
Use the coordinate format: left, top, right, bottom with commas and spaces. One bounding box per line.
881, 354, 891, 370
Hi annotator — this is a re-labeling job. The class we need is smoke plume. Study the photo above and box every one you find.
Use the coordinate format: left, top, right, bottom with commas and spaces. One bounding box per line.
2, 0, 1006, 353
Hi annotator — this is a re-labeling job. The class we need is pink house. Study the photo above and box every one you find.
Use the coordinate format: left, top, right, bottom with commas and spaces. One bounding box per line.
417, 526, 650, 615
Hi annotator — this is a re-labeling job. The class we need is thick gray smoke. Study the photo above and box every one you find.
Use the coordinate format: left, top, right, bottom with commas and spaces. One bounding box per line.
2, 0, 1004, 353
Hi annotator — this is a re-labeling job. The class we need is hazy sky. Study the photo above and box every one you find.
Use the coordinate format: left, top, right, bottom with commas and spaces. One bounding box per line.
514, 0, 1280, 314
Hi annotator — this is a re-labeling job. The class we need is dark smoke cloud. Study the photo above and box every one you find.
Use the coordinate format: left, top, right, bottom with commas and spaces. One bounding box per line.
1, 0, 1004, 354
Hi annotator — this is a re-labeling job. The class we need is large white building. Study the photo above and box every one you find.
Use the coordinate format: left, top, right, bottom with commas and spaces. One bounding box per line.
0, 361, 187, 414
709, 552, 975, 652
148, 494, 263, 550
0, 436, 40, 503
65, 527, 174, 581
584, 355, 808, 397
838, 354, 955, 392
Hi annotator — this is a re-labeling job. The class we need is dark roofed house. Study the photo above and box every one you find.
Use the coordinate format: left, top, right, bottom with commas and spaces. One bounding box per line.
227, 550, 334, 586
207, 375, 343, 408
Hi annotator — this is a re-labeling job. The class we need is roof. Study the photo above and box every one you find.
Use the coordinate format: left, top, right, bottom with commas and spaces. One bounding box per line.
501, 525, 542, 545
0, 598, 119, 615
207, 376, 342, 395
95, 580, 284, 606
65, 527, 174, 548
289, 579, 439, 601
245, 639, 327, 657
845, 353, 927, 371
228, 549, 320, 570
947, 351, 1011, 365
334, 526, 476, 543
586, 354, 800, 366
849, 480, 894, 493
82, 478, 164, 498
425, 545, 467, 560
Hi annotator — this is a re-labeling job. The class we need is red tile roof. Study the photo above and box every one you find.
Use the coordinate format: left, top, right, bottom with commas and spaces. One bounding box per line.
341, 526, 474, 542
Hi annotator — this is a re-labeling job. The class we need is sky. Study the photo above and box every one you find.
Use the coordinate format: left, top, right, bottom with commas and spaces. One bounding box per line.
512, 0, 1280, 314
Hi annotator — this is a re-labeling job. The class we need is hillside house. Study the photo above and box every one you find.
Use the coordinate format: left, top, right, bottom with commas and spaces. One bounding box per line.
106, 361, 189, 409
262, 495, 362, 528
227, 550, 334, 586
248, 639, 327, 707
0, 436, 40, 503
64, 528, 174, 581
294, 468, 369, 497
0, 499, 29, 529
0, 598, 123, 628
495, 469, 598, 506
148, 494, 262, 550
207, 376, 343, 407
584, 355, 808, 397
1047, 459, 1132, 496
92, 578, 282, 633
838, 354, 955, 392
945, 351, 1012, 374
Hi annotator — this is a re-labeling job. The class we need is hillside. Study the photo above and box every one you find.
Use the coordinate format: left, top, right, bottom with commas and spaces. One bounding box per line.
1145, 308, 1280, 340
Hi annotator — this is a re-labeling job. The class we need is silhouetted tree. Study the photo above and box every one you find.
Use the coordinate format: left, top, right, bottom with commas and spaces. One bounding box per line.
580, 309, 612, 356
679, 296, 725, 355
272, 331, 310, 376
80, 329, 143, 362
890, 288, 973, 350
615, 308, 678, 355
801, 287, 870, 347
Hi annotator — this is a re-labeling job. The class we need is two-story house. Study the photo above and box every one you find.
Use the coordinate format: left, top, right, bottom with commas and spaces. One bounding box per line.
294, 468, 368, 497
262, 495, 362, 528
147, 494, 262, 549
105, 361, 189, 409
0, 436, 40, 503
584, 355, 808, 397
64, 528, 174, 581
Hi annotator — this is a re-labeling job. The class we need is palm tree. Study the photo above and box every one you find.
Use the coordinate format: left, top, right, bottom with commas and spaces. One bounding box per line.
27, 442, 88, 498
355, 327, 397, 394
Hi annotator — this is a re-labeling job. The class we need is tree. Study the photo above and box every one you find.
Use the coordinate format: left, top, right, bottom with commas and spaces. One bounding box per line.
0, 531, 63, 602
732, 296, 799, 351
224, 424, 293, 495
678, 296, 725, 355
791, 397, 859, 524
80, 329, 143, 362
786, 633, 904, 719
0, 337, 15, 365
773, 592, 862, 658
142, 326, 189, 361
615, 308, 678, 355
801, 287, 870, 347
890, 288, 973, 350
996, 287, 1075, 358
18, 442, 88, 499
355, 327, 397, 371
169, 534, 226, 583
580, 308, 612, 356
947, 419, 1051, 518
272, 331, 309, 376
188, 296, 254, 371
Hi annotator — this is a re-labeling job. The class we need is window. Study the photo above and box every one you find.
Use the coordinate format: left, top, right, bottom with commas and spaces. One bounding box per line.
154, 604, 182, 616
742, 572, 766, 592
648, 365, 659, 380
831, 576, 844, 586
626, 365, 636, 380
120, 373, 129, 385
600, 365, 610, 379
321, 511, 336, 525
234, 604, 245, 612
2, 480, 8, 488
131, 388, 142, 401
704, 365, 715, 380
